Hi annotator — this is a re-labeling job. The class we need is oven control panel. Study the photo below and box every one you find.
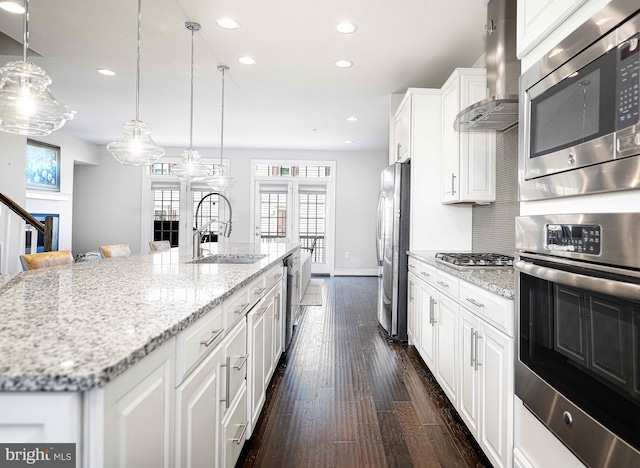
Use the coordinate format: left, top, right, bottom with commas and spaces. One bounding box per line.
545, 224, 601, 254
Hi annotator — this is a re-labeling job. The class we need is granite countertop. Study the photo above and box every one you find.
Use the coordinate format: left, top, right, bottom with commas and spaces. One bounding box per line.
408, 251, 515, 300
0, 242, 298, 392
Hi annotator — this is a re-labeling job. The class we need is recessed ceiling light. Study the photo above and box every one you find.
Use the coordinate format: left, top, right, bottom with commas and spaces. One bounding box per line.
0, 1, 24, 14
216, 18, 240, 30
333, 59, 353, 68
334, 22, 357, 34
346, 116, 359, 122
344, 140, 354, 144
238, 56, 257, 65
97, 68, 116, 76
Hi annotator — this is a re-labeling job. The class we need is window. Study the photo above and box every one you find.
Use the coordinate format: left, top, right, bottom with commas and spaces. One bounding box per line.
259, 192, 288, 242
299, 190, 325, 262
153, 190, 179, 246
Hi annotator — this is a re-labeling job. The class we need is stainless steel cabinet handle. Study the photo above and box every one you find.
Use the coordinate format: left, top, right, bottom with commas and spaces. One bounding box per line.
451, 173, 457, 196
234, 302, 250, 315
253, 287, 266, 295
420, 271, 430, 278
233, 421, 249, 444
437, 281, 449, 288
475, 334, 483, 371
274, 293, 280, 319
233, 354, 248, 371
201, 328, 224, 347
220, 356, 231, 409
429, 297, 437, 324
470, 328, 476, 367
465, 297, 484, 308
256, 305, 268, 317
397, 142, 402, 160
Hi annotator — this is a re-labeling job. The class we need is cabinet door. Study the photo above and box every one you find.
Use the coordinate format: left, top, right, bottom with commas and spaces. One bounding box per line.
395, 101, 412, 162
272, 288, 283, 367
441, 81, 460, 203
517, 0, 587, 58
407, 273, 421, 347
175, 343, 223, 468
419, 282, 437, 371
479, 323, 513, 468
458, 308, 480, 437
436, 294, 458, 405
221, 385, 248, 468
103, 339, 175, 468
263, 295, 276, 385
248, 304, 266, 428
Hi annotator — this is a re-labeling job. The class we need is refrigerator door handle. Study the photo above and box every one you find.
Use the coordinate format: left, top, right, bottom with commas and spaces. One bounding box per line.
376, 192, 385, 266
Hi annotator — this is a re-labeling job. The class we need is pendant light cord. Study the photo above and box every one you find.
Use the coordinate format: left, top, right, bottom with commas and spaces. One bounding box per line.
22, 0, 29, 62
219, 66, 225, 165
135, 0, 141, 122
189, 27, 195, 149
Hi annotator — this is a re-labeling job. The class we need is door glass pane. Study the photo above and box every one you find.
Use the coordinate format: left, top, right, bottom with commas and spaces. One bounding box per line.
299, 191, 325, 262
259, 192, 288, 242
154, 190, 179, 246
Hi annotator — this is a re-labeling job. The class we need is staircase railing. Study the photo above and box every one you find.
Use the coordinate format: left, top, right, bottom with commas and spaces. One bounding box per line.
0, 191, 54, 252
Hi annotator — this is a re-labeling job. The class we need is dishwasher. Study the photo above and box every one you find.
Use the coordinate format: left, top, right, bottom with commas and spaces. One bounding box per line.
283, 251, 300, 351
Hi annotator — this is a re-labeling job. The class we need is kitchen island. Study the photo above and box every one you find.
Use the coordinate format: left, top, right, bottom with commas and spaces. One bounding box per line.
0, 242, 299, 467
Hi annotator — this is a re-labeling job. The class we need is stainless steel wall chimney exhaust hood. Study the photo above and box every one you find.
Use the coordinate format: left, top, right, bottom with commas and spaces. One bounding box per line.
454, 0, 520, 132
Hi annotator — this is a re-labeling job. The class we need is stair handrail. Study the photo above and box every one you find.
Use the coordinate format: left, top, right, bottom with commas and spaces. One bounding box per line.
0, 191, 53, 251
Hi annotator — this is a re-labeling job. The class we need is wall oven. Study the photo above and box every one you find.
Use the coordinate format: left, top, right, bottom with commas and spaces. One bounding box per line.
515, 213, 640, 467
519, 1, 640, 200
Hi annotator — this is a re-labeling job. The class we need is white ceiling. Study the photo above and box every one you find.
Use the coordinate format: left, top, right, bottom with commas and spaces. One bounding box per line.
0, 0, 488, 153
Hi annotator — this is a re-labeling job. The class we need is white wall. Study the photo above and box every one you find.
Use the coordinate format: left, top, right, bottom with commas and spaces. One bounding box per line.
72, 147, 388, 273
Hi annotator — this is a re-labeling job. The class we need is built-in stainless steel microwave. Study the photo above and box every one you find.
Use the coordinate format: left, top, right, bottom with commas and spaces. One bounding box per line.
519, 2, 640, 201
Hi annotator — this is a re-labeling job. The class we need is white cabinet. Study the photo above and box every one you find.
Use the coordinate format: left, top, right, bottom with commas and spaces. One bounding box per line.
247, 278, 283, 437
418, 280, 437, 371
441, 68, 495, 205
393, 100, 412, 163
517, 0, 587, 59
407, 272, 421, 347
175, 342, 222, 468
102, 339, 175, 468
435, 293, 458, 406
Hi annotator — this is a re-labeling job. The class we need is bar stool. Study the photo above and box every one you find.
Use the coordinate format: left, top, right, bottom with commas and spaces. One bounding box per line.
20, 250, 74, 271
149, 240, 171, 251
99, 244, 131, 258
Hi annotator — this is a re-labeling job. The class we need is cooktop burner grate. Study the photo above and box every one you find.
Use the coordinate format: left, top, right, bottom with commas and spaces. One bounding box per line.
435, 252, 514, 267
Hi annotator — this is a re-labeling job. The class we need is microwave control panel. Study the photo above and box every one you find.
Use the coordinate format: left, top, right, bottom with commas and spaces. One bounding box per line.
545, 224, 601, 255
616, 34, 640, 130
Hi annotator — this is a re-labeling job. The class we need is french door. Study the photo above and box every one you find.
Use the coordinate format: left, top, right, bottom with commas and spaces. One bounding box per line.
252, 180, 333, 275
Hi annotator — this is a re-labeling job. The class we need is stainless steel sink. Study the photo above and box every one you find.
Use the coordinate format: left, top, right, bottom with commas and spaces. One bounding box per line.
190, 254, 267, 264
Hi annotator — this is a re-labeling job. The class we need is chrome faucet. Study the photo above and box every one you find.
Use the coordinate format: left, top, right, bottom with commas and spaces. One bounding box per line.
193, 192, 233, 259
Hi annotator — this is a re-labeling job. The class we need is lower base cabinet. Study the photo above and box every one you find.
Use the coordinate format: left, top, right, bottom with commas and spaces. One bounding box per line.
407, 255, 514, 468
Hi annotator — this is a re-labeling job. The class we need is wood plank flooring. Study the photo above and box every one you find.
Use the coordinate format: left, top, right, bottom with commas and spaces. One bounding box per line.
238, 276, 490, 468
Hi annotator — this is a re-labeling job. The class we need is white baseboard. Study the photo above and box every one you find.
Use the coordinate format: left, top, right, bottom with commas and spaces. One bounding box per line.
333, 268, 379, 277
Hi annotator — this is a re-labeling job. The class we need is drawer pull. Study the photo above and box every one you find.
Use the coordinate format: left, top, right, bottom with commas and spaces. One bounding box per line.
256, 305, 268, 317
201, 328, 224, 347
233, 421, 249, 444
233, 354, 249, 371
437, 281, 449, 288
465, 297, 484, 308
234, 302, 250, 315
253, 287, 266, 295
420, 271, 431, 278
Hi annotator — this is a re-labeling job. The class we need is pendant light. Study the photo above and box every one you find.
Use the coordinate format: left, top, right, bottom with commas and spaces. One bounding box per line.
0, 0, 74, 136
171, 22, 211, 181
203, 65, 236, 191
106, 0, 164, 166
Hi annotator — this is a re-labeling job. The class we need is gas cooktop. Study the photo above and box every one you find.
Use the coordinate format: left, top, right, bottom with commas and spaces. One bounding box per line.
435, 252, 514, 268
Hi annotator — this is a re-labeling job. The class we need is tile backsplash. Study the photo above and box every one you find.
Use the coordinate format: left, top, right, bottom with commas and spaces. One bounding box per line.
472, 125, 519, 256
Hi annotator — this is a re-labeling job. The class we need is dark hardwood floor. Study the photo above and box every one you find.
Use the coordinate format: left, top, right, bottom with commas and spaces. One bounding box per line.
238, 276, 490, 468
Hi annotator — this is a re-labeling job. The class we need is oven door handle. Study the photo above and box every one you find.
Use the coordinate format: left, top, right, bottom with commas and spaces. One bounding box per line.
514, 260, 640, 301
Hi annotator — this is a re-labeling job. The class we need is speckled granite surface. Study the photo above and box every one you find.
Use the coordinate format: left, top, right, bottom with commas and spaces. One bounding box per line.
408, 251, 515, 300
0, 243, 298, 392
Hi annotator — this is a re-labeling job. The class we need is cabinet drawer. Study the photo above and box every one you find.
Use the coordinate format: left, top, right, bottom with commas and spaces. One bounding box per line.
408, 256, 420, 274
221, 384, 248, 468
224, 286, 251, 331
436, 269, 459, 299
176, 305, 223, 384
459, 280, 514, 337
264, 265, 284, 292
248, 275, 268, 305
419, 262, 437, 287
222, 318, 248, 413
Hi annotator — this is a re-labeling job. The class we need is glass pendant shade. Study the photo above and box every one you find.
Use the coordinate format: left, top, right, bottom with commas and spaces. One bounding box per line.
171, 148, 210, 181
107, 0, 163, 165
204, 164, 236, 191
106, 120, 165, 166
0, 60, 74, 136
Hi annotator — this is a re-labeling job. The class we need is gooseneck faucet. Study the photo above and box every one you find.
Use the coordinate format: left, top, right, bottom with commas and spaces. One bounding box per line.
193, 192, 233, 259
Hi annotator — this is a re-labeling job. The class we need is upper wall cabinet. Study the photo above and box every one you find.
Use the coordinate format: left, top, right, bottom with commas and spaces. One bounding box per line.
390, 90, 421, 164
441, 69, 496, 205
517, 0, 587, 58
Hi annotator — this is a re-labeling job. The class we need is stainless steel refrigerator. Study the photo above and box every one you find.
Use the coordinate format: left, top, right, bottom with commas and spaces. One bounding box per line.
376, 161, 410, 341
